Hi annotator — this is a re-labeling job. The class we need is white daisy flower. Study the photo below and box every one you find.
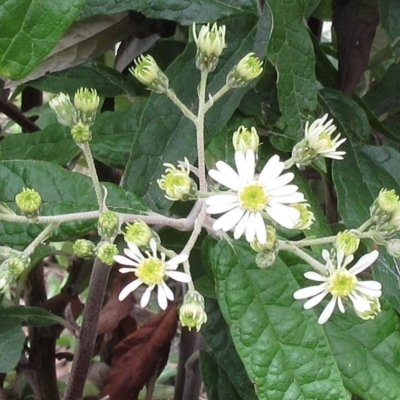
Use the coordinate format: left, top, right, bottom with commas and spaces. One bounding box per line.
114, 238, 191, 310
294, 249, 382, 324
292, 114, 346, 165
206, 150, 305, 244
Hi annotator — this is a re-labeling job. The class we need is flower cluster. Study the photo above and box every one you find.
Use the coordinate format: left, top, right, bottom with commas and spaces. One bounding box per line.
294, 250, 382, 324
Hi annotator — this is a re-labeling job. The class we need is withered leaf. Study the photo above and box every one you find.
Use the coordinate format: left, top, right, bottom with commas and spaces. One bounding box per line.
102, 304, 178, 400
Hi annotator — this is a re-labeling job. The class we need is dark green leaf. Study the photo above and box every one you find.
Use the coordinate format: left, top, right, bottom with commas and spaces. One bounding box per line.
206, 239, 349, 399
379, 0, 400, 44
0, 160, 148, 246
201, 296, 257, 400
0, 305, 65, 334
123, 13, 272, 212
267, 0, 318, 149
30, 60, 136, 97
200, 350, 244, 400
0, 326, 25, 373
0, 0, 86, 80
79, 0, 257, 24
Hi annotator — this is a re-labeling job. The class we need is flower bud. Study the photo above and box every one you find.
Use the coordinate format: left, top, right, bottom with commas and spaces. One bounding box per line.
7, 255, 30, 276
124, 220, 159, 248
292, 203, 315, 230
15, 188, 42, 218
157, 158, 198, 201
98, 210, 120, 240
226, 52, 263, 88
334, 230, 360, 256
74, 88, 100, 126
96, 242, 118, 266
251, 226, 277, 253
232, 126, 260, 154
374, 189, 399, 214
354, 295, 381, 320
179, 291, 208, 331
49, 93, 75, 127
130, 55, 169, 94
389, 206, 400, 232
73, 239, 96, 258
255, 250, 277, 269
71, 122, 92, 143
193, 23, 226, 72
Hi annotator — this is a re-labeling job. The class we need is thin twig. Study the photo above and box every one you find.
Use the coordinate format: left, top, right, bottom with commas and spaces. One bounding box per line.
0, 97, 39, 132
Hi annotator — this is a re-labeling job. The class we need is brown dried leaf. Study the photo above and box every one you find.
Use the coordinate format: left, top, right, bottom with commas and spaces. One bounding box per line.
102, 304, 178, 400
97, 270, 134, 336
5, 13, 132, 88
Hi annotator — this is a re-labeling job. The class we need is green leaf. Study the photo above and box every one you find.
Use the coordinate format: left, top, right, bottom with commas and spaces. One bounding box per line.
0, 160, 148, 246
123, 13, 272, 212
0, 305, 65, 334
201, 297, 257, 400
0, 326, 25, 373
0, 0, 86, 80
379, 0, 400, 44
0, 124, 77, 165
325, 303, 400, 399
30, 60, 136, 97
206, 239, 349, 400
267, 0, 318, 148
79, 0, 257, 24
200, 350, 244, 400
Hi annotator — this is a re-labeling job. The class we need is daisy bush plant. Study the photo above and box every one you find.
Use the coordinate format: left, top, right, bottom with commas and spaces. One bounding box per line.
1, 5, 400, 400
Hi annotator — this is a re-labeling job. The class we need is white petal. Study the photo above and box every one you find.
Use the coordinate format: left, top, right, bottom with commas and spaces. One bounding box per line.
114, 255, 137, 267
233, 210, 250, 240
337, 297, 345, 313
157, 284, 168, 310
166, 253, 189, 270
356, 280, 382, 291
161, 280, 175, 300
149, 238, 158, 256
322, 249, 331, 263
140, 285, 154, 308
294, 284, 327, 300
258, 155, 284, 184
348, 292, 370, 312
126, 242, 144, 261
255, 212, 267, 244
213, 207, 245, 232
118, 279, 143, 301
354, 284, 382, 297
267, 184, 299, 197
348, 250, 379, 275
119, 267, 136, 274
269, 192, 305, 204
235, 150, 255, 183
166, 270, 192, 283
245, 212, 257, 242
266, 203, 300, 229
206, 194, 238, 206
304, 271, 327, 282
264, 172, 294, 191
318, 296, 337, 324
303, 289, 329, 308
209, 162, 241, 190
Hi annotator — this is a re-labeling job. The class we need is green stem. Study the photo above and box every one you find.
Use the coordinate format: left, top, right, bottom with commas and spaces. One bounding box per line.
0, 211, 99, 224
196, 70, 208, 192
278, 240, 326, 274
204, 83, 230, 113
23, 222, 59, 258
357, 218, 374, 233
81, 142, 103, 211
165, 89, 197, 122
284, 157, 296, 169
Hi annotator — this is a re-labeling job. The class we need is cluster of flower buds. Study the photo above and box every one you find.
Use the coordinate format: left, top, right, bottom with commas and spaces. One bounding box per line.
179, 290, 207, 331
232, 126, 260, 154
226, 52, 263, 88
15, 187, 42, 219
334, 230, 360, 256
123, 220, 160, 248
49, 88, 100, 144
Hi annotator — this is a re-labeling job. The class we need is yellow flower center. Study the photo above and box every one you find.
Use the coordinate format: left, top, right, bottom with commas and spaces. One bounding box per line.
328, 271, 357, 297
135, 258, 165, 285
239, 183, 268, 212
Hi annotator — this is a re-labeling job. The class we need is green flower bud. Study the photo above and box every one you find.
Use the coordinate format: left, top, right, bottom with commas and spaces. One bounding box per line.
96, 242, 118, 266
98, 210, 120, 240
354, 295, 381, 320
130, 55, 169, 94
73, 239, 96, 258
7, 255, 30, 276
192, 22, 226, 72
334, 230, 360, 256
226, 52, 263, 88
15, 188, 42, 218
49, 93, 75, 127
71, 122, 92, 143
292, 203, 315, 230
255, 250, 277, 269
124, 220, 159, 248
232, 126, 260, 154
157, 158, 198, 201
251, 226, 277, 253
375, 189, 399, 214
179, 291, 208, 331
74, 88, 100, 126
